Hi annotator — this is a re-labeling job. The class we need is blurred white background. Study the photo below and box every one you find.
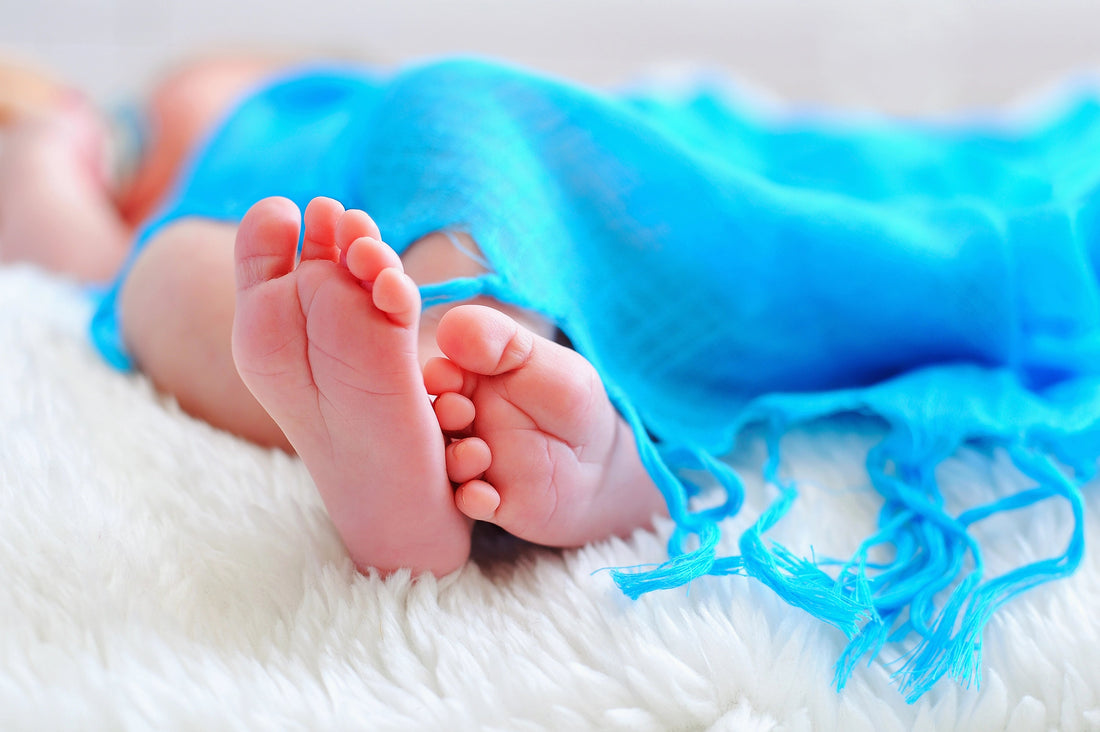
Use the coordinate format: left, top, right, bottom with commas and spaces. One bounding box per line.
3, 0, 1100, 113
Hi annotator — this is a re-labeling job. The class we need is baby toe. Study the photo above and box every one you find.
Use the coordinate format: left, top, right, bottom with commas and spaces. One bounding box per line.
371, 268, 420, 327
234, 197, 301, 290
454, 479, 501, 522
423, 356, 465, 396
446, 437, 491, 483
300, 197, 344, 262
346, 236, 401, 283
433, 391, 476, 432
435, 304, 535, 376
334, 208, 381, 248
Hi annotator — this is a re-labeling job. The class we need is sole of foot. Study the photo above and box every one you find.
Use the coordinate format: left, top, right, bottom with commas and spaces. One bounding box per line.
232, 196, 472, 575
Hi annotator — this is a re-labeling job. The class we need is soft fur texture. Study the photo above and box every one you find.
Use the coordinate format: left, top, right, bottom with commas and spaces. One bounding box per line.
1, 264, 1098, 730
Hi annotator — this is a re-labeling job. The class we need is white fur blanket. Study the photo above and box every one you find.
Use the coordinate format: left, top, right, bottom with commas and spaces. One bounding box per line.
1, 264, 1098, 730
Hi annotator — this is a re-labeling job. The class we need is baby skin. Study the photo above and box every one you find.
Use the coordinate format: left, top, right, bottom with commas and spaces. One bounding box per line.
232, 197, 665, 575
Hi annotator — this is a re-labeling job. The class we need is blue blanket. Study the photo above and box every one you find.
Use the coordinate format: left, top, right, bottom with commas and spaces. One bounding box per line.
91, 58, 1100, 700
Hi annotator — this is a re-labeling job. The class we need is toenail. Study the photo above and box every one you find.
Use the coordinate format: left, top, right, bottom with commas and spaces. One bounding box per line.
497, 328, 534, 372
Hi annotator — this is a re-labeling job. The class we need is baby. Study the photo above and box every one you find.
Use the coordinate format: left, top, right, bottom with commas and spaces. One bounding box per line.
0, 56, 667, 575
9, 54, 1100, 699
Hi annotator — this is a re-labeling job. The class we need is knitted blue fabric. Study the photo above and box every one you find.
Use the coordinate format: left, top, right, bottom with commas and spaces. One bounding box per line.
91, 58, 1100, 700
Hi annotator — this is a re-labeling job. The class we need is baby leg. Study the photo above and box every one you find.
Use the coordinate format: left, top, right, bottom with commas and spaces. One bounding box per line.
118, 216, 287, 448
425, 304, 666, 548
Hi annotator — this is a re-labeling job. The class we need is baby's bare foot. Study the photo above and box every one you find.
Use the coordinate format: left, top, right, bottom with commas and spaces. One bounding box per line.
232, 196, 471, 575
425, 305, 665, 547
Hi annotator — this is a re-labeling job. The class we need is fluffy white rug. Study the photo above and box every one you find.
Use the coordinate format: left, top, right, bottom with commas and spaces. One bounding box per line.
1, 264, 1098, 731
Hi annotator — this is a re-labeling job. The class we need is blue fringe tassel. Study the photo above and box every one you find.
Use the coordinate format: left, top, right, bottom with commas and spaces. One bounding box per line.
611, 401, 1088, 701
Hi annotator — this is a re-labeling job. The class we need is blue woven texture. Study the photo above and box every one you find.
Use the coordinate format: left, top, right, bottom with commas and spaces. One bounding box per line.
91, 59, 1100, 699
